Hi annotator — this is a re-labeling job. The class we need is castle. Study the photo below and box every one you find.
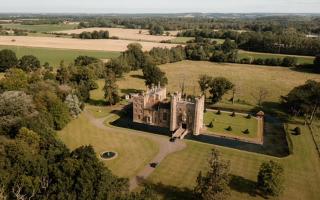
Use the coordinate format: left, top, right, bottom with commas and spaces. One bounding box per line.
132, 84, 205, 139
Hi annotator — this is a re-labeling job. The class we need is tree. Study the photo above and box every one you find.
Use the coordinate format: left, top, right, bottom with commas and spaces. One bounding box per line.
143, 64, 168, 88
18, 55, 41, 71
257, 160, 284, 197
282, 57, 298, 67
0, 49, 18, 72
149, 24, 164, 35
282, 80, 320, 124
221, 38, 237, 53
106, 57, 130, 78
198, 75, 212, 95
103, 70, 120, 105
194, 148, 230, 200
64, 94, 82, 118
315, 55, 320, 65
0, 68, 29, 91
0, 91, 38, 135
74, 56, 98, 66
253, 88, 269, 107
209, 77, 234, 104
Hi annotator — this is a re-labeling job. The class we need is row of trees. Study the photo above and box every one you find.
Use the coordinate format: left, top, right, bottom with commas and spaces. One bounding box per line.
0, 49, 41, 72
194, 149, 285, 200
179, 28, 320, 56
78, 30, 110, 39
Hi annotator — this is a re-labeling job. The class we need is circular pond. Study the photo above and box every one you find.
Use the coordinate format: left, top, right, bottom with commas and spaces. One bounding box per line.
100, 151, 118, 160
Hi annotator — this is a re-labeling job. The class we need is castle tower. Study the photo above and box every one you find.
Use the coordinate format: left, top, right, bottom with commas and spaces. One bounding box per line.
170, 94, 177, 132
193, 95, 205, 135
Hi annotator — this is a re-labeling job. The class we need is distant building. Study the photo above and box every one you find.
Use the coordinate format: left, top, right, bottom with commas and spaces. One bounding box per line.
132, 84, 204, 139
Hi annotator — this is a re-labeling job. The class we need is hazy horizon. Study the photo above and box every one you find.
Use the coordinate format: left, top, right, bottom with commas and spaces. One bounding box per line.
0, 0, 319, 14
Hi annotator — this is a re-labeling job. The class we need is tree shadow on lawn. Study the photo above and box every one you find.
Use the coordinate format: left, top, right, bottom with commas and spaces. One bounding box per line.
120, 88, 143, 95
142, 181, 195, 200
229, 175, 267, 199
130, 74, 145, 79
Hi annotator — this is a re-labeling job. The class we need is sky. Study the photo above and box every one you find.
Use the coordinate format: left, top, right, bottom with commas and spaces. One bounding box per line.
0, 0, 319, 13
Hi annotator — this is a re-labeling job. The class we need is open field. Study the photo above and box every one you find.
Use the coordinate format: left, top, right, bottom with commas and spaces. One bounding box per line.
58, 113, 159, 178
0, 36, 179, 52
149, 123, 320, 200
0, 45, 120, 67
92, 61, 320, 107
238, 50, 315, 65
203, 111, 258, 138
57, 27, 177, 42
0, 23, 78, 32
170, 37, 194, 44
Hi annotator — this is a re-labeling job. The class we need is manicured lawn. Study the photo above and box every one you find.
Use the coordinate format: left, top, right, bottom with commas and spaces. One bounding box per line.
0, 23, 78, 32
204, 111, 258, 138
148, 123, 320, 200
238, 50, 315, 65
0, 45, 120, 67
86, 104, 112, 118
58, 113, 159, 178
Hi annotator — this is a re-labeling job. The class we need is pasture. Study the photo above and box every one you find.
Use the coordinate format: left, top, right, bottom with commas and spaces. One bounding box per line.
0, 23, 78, 32
0, 45, 120, 67
238, 50, 315, 65
57, 27, 177, 42
0, 36, 179, 52
91, 61, 320, 107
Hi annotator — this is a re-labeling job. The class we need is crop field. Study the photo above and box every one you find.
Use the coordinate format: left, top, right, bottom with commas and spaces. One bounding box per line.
0, 45, 120, 67
0, 36, 178, 52
57, 27, 177, 42
0, 23, 78, 32
238, 50, 315, 65
203, 111, 258, 138
89, 61, 320, 106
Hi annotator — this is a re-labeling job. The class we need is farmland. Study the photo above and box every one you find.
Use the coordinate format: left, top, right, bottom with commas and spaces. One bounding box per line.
57, 27, 178, 42
0, 45, 120, 66
0, 36, 178, 52
0, 23, 78, 32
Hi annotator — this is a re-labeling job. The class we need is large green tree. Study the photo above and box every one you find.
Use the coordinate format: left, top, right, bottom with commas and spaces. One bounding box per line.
257, 160, 285, 197
194, 148, 231, 200
103, 70, 120, 105
143, 63, 168, 88
209, 77, 234, 104
0, 68, 29, 91
0, 49, 18, 72
18, 55, 41, 72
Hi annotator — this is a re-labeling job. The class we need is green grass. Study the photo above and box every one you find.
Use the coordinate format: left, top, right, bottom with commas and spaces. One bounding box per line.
58, 113, 159, 178
86, 104, 112, 118
91, 61, 320, 108
149, 123, 320, 200
238, 50, 315, 65
204, 111, 258, 138
170, 37, 194, 44
0, 45, 120, 67
0, 23, 78, 32
311, 122, 320, 154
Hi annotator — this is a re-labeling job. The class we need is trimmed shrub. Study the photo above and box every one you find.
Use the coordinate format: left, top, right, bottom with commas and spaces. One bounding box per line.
226, 126, 232, 131
216, 110, 221, 115
208, 122, 214, 128
243, 129, 250, 134
246, 114, 252, 119
293, 127, 301, 135
230, 112, 236, 117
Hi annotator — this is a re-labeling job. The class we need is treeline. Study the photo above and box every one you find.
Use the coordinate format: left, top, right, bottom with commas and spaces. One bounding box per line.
0, 50, 159, 199
178, 29, 320, 56
77, 30, 110, 39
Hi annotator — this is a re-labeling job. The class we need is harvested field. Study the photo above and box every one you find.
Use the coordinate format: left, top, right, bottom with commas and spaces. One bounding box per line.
0, 36, 179, 52
57, 27, 178, 42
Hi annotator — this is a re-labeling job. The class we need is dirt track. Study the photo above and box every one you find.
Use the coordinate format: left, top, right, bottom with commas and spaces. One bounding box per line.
57, 27, 179, 42
0, 36, 179, 52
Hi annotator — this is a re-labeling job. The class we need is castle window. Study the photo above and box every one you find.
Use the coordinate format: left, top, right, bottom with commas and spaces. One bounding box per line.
138, 115, 141, 120
163, 113, 167, 121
